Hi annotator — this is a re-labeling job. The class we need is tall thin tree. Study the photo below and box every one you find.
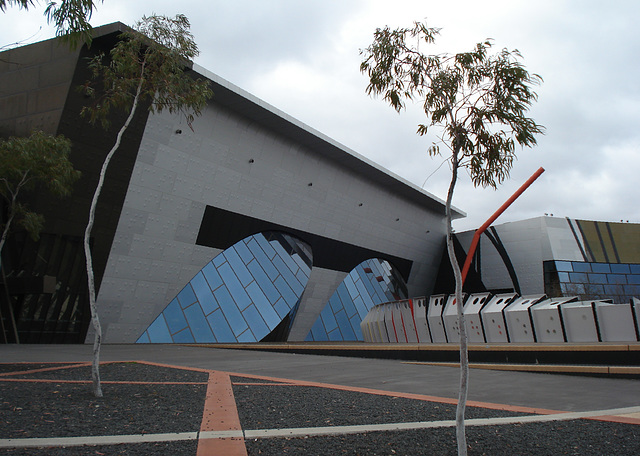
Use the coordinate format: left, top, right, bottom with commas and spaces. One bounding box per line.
361, 21, 543, 455
80, 14, 212, 397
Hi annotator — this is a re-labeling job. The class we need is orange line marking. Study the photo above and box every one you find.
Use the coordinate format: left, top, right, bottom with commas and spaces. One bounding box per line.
197, 371, 247, 456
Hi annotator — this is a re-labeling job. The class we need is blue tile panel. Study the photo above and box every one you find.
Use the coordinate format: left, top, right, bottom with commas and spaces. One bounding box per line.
305, 259, 407, 342
137, 232, 311, 343
547, 260, 640, 302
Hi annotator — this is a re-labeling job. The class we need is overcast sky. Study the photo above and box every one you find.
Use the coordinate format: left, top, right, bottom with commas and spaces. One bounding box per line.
2, 0, 639, 231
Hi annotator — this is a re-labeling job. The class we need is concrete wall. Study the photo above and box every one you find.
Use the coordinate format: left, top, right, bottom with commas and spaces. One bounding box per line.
95, 74, 450, 343
0, 37, 80, 137
457, 216, 588, 295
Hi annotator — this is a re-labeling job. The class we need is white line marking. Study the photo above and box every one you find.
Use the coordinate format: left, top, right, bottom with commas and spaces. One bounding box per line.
2, 406, 639, 448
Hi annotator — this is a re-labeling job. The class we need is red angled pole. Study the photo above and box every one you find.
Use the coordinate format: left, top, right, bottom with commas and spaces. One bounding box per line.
460, 167, 545, 285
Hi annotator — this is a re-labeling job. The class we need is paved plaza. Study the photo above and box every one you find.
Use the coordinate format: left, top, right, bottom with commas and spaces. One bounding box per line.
1, 344, 639, 455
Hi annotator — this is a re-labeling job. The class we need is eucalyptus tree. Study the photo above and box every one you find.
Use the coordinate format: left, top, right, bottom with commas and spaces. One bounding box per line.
361, 21, 543, 455
0, 131, 80, 342
80, 14, 212, 397
0, 131, 79, 258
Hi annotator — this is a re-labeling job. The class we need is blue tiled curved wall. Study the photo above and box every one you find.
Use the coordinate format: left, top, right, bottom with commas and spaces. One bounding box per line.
137, 232, 312, 343
305, 259, 407, 341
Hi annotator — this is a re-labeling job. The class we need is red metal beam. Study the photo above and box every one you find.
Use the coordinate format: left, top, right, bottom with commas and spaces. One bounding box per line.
460, 167, 545, 285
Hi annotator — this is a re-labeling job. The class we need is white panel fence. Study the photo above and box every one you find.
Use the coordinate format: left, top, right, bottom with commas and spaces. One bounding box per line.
360, 295, 640, 343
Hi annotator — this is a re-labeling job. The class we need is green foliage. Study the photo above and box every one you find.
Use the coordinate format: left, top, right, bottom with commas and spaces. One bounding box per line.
80, 14, 213, 130
0, 131, 80, 240
360, 21, 544, 189
0, 0, 102, 46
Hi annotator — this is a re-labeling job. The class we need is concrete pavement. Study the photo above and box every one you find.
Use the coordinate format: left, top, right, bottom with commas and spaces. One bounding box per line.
2, 343, 639, 413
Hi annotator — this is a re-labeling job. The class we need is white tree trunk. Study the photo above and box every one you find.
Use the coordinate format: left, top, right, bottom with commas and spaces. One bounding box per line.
445, 152, 468, 456
84, 81, 143, 398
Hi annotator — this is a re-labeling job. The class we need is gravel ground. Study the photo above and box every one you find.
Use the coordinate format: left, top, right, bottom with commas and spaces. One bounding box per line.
233, 384, 529, 430
1, 362, 639, 456
8, 362, 208, 383
0, 441, 199, 456
245, 420, 640, 456
1, 362, 207, 440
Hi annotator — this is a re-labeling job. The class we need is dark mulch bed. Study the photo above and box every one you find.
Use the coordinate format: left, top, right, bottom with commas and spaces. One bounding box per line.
4, 362, 208, 383
0, 364, 83, 375
233, 384, 530, 430
0, 440, 199, 455
1, 362, 208, 439
245, 419, 640, 456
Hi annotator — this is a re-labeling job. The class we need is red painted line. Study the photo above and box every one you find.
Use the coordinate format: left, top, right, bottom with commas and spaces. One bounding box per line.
0, 362, 90, 377
129, 360, 214, 374
220, 370, 566, 416
197, 371, 247, 456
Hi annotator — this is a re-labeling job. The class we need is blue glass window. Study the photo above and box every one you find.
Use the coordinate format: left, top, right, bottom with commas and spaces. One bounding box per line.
306, 259, 407, 342
177, 284, 197, 309
225, 247, 254, 287
242, 304, 269, 338
554, 261, 573, 272
202, 262, 224, 291
587, 273, 608, 284
191, 272, 218, 316
163, 299, 188, 334
571, 262, 592, 273
137, 231, 312, 344
144, 316, 172, 343
610, 264, 631, 274
591, 263, 612, 274
183, 303, 215, 343
213, 285, 249, 336
172, 327, 195, 343
607, 274, 628, 285
206, 309, 232, 342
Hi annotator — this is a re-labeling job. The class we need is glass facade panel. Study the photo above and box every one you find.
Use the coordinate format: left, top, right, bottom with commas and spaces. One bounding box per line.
611, 264, 631, 274
138, 231, 312, 344
591, 263, 612, 273
202, 262, 223, 291
545, 260, 640, 303
217, 262, 252, 310
213, 286, 249, 336
172, 327, 195, 343
163, 299, 188, 334
236, 328, 257, 343
242, 304, 269, 338
206, 310, 231, 342
144, 317, 172, 343
554, 261, 573, 272
183, 303, 215, 343
246, 260, 281, 304
177, 284, 197, 309
190, 272, 218, 316
273, 298, 290, 319
225, 247, 255, 287
309, 318, 329, 341
273, 276, 297, 305
306, 258, 408, 342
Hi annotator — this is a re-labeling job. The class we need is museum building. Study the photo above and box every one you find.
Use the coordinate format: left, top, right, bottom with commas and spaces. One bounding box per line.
1, 23, 638, 346
0, 23, 458, 344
